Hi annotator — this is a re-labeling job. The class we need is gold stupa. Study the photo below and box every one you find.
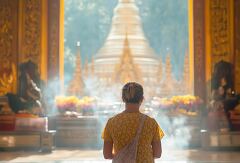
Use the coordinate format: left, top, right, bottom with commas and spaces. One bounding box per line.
94, 0, 159, 95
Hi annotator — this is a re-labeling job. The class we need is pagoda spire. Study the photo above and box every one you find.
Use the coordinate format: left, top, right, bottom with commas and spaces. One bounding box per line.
113, 33, 142, 84
67, 42, 84, 96
160, 54, 175, 96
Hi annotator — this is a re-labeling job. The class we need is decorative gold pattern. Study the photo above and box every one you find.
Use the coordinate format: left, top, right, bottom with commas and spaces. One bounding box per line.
0, 63, 17, 95
0, 2, 12, 59
210, 0, 231, 63
0, 0, 18, 95
113, 35, 142, 84
22, 0, 41, 64
48, 0, 60, 78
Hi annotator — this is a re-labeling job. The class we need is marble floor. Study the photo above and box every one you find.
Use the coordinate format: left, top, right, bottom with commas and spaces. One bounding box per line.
1, 148, 240, 163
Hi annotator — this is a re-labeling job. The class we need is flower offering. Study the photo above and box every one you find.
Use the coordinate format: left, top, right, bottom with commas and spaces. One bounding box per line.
55, 96, 79, 112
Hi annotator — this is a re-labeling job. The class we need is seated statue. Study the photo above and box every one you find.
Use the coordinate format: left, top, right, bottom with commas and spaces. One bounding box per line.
6, 60, 45, 116
210, 60, 239, 130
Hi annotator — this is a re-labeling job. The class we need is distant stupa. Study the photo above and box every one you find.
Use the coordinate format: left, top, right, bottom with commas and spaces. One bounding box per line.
182, 52, 191, 94
94, 0, 159, 95
67, 42, 84, 96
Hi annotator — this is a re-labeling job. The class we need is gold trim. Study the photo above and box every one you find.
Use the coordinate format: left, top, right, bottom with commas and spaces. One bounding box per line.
59, 0, 64, 92
41, 0, 48, 81
188, 0, 194, 94
205, 0, 211, 82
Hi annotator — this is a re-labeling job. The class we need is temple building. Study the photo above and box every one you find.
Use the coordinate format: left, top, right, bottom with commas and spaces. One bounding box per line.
0, 0, 240, 161
93, 0, 160, 96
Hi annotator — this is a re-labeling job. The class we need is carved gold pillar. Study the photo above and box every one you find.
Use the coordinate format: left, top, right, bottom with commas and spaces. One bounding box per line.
234, 0, 240, 93
205, 0, 234, 73
18, 0, 48, 81
48, 0, 59, 79
18, 0, 41, 66
0, 0, 18, 95
48, 0, 64, 89
191, 0, 207, 101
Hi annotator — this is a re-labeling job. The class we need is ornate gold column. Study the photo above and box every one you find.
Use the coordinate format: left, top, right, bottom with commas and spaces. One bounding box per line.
205, 0, 234, 73
205, 0, 235, 97
0, 0, 64, 94
234, 0, 240, 93
18, 0, 49, 81
47, 0, 64, 90
48, 0, 60, 79
192, 0, 207, 101
0, 0, 18, 95
18, 0, 42, 66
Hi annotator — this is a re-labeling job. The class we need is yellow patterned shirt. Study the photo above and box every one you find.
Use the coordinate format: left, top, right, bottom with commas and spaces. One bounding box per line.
102, 112, 164, 163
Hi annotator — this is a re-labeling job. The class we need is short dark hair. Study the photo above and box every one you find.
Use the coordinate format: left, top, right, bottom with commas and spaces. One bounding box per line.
122, 82, 143, 103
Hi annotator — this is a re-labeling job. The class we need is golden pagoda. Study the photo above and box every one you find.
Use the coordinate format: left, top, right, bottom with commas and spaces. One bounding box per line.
159, 54, 176, 96
94, 0, 159, 93
67, 42, 84, 96
182, 52, 191, 94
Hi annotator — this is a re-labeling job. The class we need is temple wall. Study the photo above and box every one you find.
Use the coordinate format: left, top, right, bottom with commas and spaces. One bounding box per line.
234, 0, 240, 93
18, 0, 42, 68
204, 0, 235, 98
205, 0, 234, 67
0, 0, 19, 95
0, 0, 64, 96
48, 0, 64, 81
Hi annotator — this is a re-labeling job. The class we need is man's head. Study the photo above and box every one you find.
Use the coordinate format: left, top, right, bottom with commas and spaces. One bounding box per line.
122, 82, 144, 104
